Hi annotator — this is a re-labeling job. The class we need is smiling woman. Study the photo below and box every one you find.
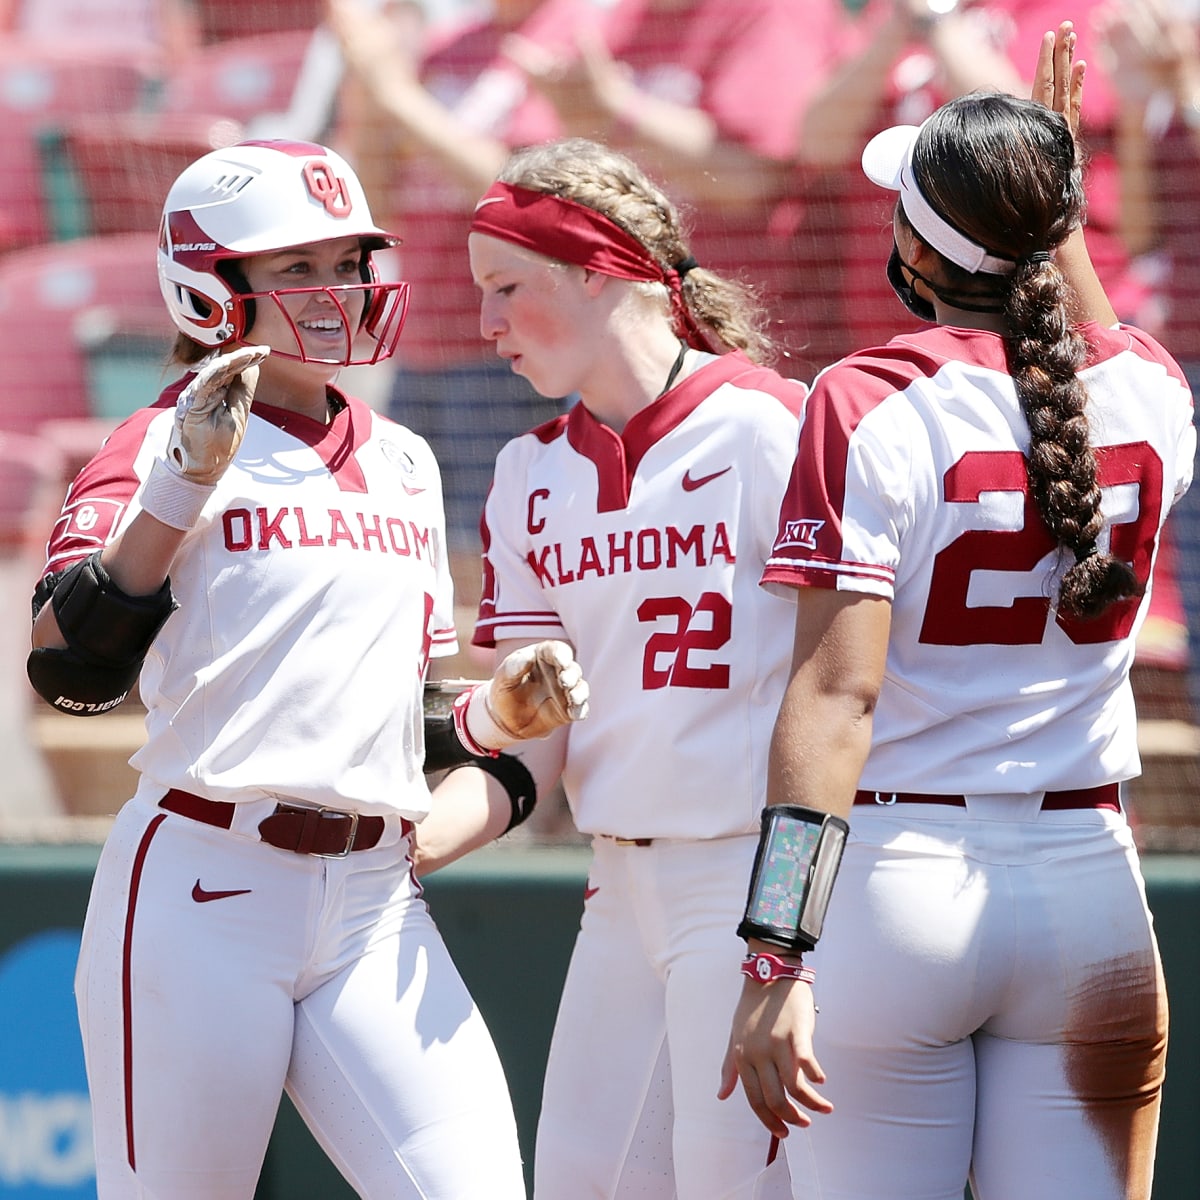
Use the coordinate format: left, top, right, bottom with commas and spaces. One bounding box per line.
22, 138, 589, 1200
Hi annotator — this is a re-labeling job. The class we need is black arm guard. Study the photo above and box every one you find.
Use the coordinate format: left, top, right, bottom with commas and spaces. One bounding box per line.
473, 751, 538, 833
423, 712, 477, 773
27, 553, 178, 716
422, 713, 538, 834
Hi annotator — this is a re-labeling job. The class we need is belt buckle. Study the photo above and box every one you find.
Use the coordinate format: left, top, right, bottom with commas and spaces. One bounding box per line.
313, 806, 359, 858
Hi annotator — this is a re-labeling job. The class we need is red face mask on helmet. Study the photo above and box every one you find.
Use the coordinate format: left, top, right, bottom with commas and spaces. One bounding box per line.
157, 139, 409, 366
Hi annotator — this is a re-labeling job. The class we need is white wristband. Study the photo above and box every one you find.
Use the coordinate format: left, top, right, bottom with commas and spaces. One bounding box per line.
138, 457, 217, 530
463, 680, 517, 752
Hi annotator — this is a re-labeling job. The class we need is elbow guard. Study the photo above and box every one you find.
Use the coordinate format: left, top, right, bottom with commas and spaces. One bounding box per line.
27, 553, 177, 716
473, 750, 537, 834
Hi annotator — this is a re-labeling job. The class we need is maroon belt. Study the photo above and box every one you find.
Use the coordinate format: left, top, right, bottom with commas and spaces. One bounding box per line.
159, 788, 393, 857
853, 783, 1120, 812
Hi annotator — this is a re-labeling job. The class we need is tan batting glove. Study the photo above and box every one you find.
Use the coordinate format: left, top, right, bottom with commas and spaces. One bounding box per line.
139, 345, 270, 530
166, 345, 270, 484
462, 640, 589, 750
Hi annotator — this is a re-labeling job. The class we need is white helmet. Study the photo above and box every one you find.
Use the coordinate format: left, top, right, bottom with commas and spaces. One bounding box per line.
157, 139, 409, 365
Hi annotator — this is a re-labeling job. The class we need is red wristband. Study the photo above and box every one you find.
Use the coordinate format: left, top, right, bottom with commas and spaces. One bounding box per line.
741, 952, 816, 986
451, 686, 499, 758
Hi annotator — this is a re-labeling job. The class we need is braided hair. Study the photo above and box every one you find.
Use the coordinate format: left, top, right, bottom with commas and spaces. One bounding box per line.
906, 93, 1141, 619
497, 138, 775, 365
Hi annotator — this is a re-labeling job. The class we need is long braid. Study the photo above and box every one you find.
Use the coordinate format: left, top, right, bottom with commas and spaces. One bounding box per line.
1005, 260, 1140, 616
913, 95, 1142, 619
499, 139, 774, 364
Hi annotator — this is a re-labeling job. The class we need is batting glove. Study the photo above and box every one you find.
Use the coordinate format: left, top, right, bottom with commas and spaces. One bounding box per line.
456, 641, 589, 751
139, 345, 270, 529
166, 345, 270, 484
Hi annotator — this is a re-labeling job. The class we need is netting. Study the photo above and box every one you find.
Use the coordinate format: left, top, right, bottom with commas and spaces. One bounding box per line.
0, 0, 1196, 847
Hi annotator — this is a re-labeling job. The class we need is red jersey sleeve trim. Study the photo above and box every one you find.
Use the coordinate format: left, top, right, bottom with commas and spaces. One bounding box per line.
43, 406, 164, 576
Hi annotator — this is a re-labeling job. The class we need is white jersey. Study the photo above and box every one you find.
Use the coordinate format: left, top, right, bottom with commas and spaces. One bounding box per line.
763, 322, 1196, 795
42, 382, 457, 818
475, 350, 807, 839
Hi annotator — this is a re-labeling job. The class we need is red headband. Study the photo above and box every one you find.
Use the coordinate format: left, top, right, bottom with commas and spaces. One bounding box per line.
470, 182, 708, 349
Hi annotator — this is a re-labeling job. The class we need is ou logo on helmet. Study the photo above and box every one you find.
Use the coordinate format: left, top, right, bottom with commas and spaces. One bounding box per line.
303, 161, 352, 218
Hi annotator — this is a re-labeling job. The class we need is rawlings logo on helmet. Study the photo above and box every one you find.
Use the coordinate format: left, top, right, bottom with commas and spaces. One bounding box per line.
303, 161, 353, 218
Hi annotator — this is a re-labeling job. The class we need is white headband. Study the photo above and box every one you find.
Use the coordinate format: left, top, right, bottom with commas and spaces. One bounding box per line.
861, 123, 1016, 277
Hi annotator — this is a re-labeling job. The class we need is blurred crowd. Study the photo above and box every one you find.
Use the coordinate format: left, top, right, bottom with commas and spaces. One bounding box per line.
1, 0, 1198, 829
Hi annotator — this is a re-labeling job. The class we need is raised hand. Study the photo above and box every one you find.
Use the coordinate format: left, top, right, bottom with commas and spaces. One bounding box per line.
1032, 20, 1084, 138
166, 345, 270, 485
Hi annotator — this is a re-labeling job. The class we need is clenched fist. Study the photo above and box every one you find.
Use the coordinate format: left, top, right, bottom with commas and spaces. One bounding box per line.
459, 640, 589, 751
167, 345, 270, 484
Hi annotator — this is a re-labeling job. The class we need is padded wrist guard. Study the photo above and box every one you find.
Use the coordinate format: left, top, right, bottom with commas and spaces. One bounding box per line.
27, 553, 177, 716
737, 805, 849, 954
423, 711, 480, 773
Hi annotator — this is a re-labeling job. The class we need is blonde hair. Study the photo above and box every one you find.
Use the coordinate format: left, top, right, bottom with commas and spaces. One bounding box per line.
498, 138, 775, 365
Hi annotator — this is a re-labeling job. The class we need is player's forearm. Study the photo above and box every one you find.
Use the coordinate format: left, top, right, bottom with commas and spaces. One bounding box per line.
767, 681, 874, 823
415, 767, 511, 875
98, 513, 188, 597
766, 592, 890, 820
415, 721, 568, 875
1057, 225, 1118, 329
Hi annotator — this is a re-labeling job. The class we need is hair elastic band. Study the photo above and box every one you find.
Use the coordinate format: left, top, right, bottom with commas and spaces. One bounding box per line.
1024, 250, 1053, 266
1074, 542, 1099, 564
470, 183, 709, 349
672, 255, 698, 277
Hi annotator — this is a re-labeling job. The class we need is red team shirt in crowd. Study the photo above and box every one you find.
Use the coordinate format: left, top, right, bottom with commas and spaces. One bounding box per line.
813, 0, 1135, 356
42, 383, 457, 817
762, 323, 1196, 797
520, 0, 817, 359
474, 351, 806, 841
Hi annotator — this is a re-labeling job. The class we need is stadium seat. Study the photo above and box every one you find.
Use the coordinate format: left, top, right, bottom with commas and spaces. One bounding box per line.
59, 30, 317, 237
158, 29, 315, 121
0, 233, 173, 436
196, 0, 325, 41
62, 112, 242, 238
0, 430, 67, 560
0, 38, 155, 249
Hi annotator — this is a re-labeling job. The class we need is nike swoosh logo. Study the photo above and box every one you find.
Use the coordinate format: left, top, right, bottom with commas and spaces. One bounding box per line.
402, 482, 426, 496
474, 195, 506, 210
192, 880, 252, 903
583, 885, 599, 901
682, 466, 731, 492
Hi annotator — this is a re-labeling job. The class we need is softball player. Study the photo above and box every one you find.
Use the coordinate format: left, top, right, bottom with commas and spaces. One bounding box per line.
414, 137, 812, 1198
27, 139, 587, 1199
722, 32, 1194, 1200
